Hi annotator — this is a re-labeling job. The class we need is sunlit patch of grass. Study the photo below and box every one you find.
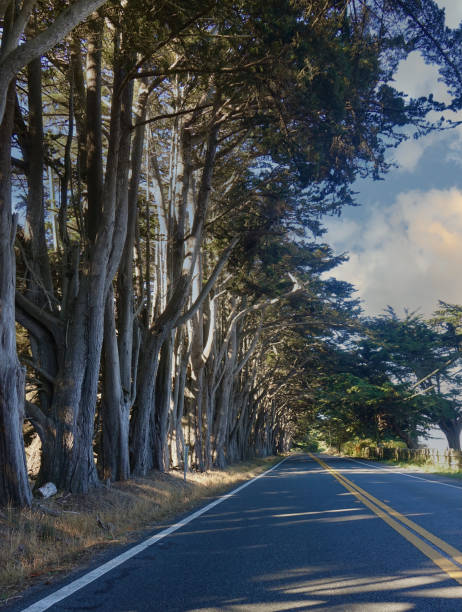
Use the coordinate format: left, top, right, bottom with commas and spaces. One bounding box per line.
329, 447, 462, 481
0, 455, 282, 605
380, 459, 462, 479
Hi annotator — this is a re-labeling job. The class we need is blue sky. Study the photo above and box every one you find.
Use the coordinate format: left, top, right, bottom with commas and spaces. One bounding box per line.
324, 1, 462, 318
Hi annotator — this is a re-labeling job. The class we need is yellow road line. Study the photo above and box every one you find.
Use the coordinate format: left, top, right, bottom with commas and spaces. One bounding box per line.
308, 453, 462, 586
315, 454, 462, 566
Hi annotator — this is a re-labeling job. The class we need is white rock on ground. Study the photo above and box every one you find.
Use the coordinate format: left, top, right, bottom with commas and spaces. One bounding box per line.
36, 482, 58, 498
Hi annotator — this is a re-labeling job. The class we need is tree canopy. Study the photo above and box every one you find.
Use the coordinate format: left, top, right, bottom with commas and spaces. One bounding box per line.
1, 0, 461, 507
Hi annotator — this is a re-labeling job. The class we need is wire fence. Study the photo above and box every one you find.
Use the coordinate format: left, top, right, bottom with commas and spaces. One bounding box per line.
351, 445, 462, 470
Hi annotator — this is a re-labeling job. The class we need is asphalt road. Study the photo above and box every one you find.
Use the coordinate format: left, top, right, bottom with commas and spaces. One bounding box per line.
14, 454, 462, 611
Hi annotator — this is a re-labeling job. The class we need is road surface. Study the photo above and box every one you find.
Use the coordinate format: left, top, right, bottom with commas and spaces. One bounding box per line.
13, 454, 462, 611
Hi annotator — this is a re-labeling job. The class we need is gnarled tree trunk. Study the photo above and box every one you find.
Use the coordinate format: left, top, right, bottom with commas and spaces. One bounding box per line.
0, 80, 31, 507
439, 418, 462, 451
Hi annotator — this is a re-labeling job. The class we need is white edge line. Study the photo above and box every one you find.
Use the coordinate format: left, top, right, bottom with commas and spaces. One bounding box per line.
20, 457, 289, 612
343, 456, 462, 490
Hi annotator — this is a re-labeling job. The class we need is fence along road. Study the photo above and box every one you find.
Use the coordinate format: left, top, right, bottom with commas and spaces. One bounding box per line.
354, 445, 462, 471
12, 454, 462, 611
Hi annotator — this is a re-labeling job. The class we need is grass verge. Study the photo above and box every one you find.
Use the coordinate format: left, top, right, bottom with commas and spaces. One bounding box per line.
342, 453, 462, 480
0, 455, 282, 606
378, 459, 462, 479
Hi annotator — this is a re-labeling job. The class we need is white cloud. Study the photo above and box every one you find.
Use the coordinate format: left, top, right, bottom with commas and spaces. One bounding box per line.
391, 115, 462, 172
393, 52, 451, 104
325, 188, 462, 315
436, 0, 462, 28
392, 133, 437, 172
445, 120, 462, 165
388, 7, 462, 173
391, 126, 462, 173
389, 53, 459, 173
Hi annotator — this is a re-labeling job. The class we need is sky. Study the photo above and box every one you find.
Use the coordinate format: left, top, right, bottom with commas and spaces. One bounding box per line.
324, 1, 462, 318
322, 2, 462, 449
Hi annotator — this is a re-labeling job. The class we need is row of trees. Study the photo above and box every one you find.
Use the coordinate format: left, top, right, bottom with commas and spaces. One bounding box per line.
0, 0, 460, 507
303, 305, 462, 452
295, 1, 462, 453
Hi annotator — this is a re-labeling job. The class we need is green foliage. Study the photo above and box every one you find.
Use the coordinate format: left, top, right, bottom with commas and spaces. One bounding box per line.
341, 437, 406, 455
293, 433, 320, 453
289, 304, 462, 453
10, 0, 461, 502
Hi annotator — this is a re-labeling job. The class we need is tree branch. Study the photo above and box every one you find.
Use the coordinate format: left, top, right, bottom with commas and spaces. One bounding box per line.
0, 0, 108, 123
132, 103, 214, 130
176, 237, 239, 327
25, 400, 55, 441
15, 291, 63, 344
3, 0, 37, 57
21, 358, 56, 384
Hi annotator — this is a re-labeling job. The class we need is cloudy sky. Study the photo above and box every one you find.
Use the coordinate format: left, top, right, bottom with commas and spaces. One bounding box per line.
324, 1, 462, 317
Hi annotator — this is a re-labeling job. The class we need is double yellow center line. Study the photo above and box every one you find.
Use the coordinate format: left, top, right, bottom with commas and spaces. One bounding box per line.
308, 453, 462, 585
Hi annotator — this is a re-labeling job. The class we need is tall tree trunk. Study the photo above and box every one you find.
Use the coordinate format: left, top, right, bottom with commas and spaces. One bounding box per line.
0, 80, 31, 507
214, 324, 237, 469
21, 57, 58, 488
100, 286, 130, 481
172, 334, 189, 467
439, 419, 462, 451
86, 14, 103, 242
189, 296, 205, 471
100, 77, 148, 481
152, 332, 174, 471
130, 332, 164, 475
32, 37, 133, 493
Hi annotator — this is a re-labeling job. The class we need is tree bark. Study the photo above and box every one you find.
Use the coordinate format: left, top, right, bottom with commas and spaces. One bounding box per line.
214, 323, 237, 468
100, 286, 130, 481
130, 332, 164, 475
86, 14, 103, 242
22, 57, 57, 486
27, 37, 133, 493
152, 333, 174, 471
100, 77, 147, 481
0, 80, 32, 507
439, 418, 462, 451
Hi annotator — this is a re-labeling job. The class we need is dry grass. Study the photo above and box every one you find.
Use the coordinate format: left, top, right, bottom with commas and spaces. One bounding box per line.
0, 456, 281, 605
379, 459, 462, 479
